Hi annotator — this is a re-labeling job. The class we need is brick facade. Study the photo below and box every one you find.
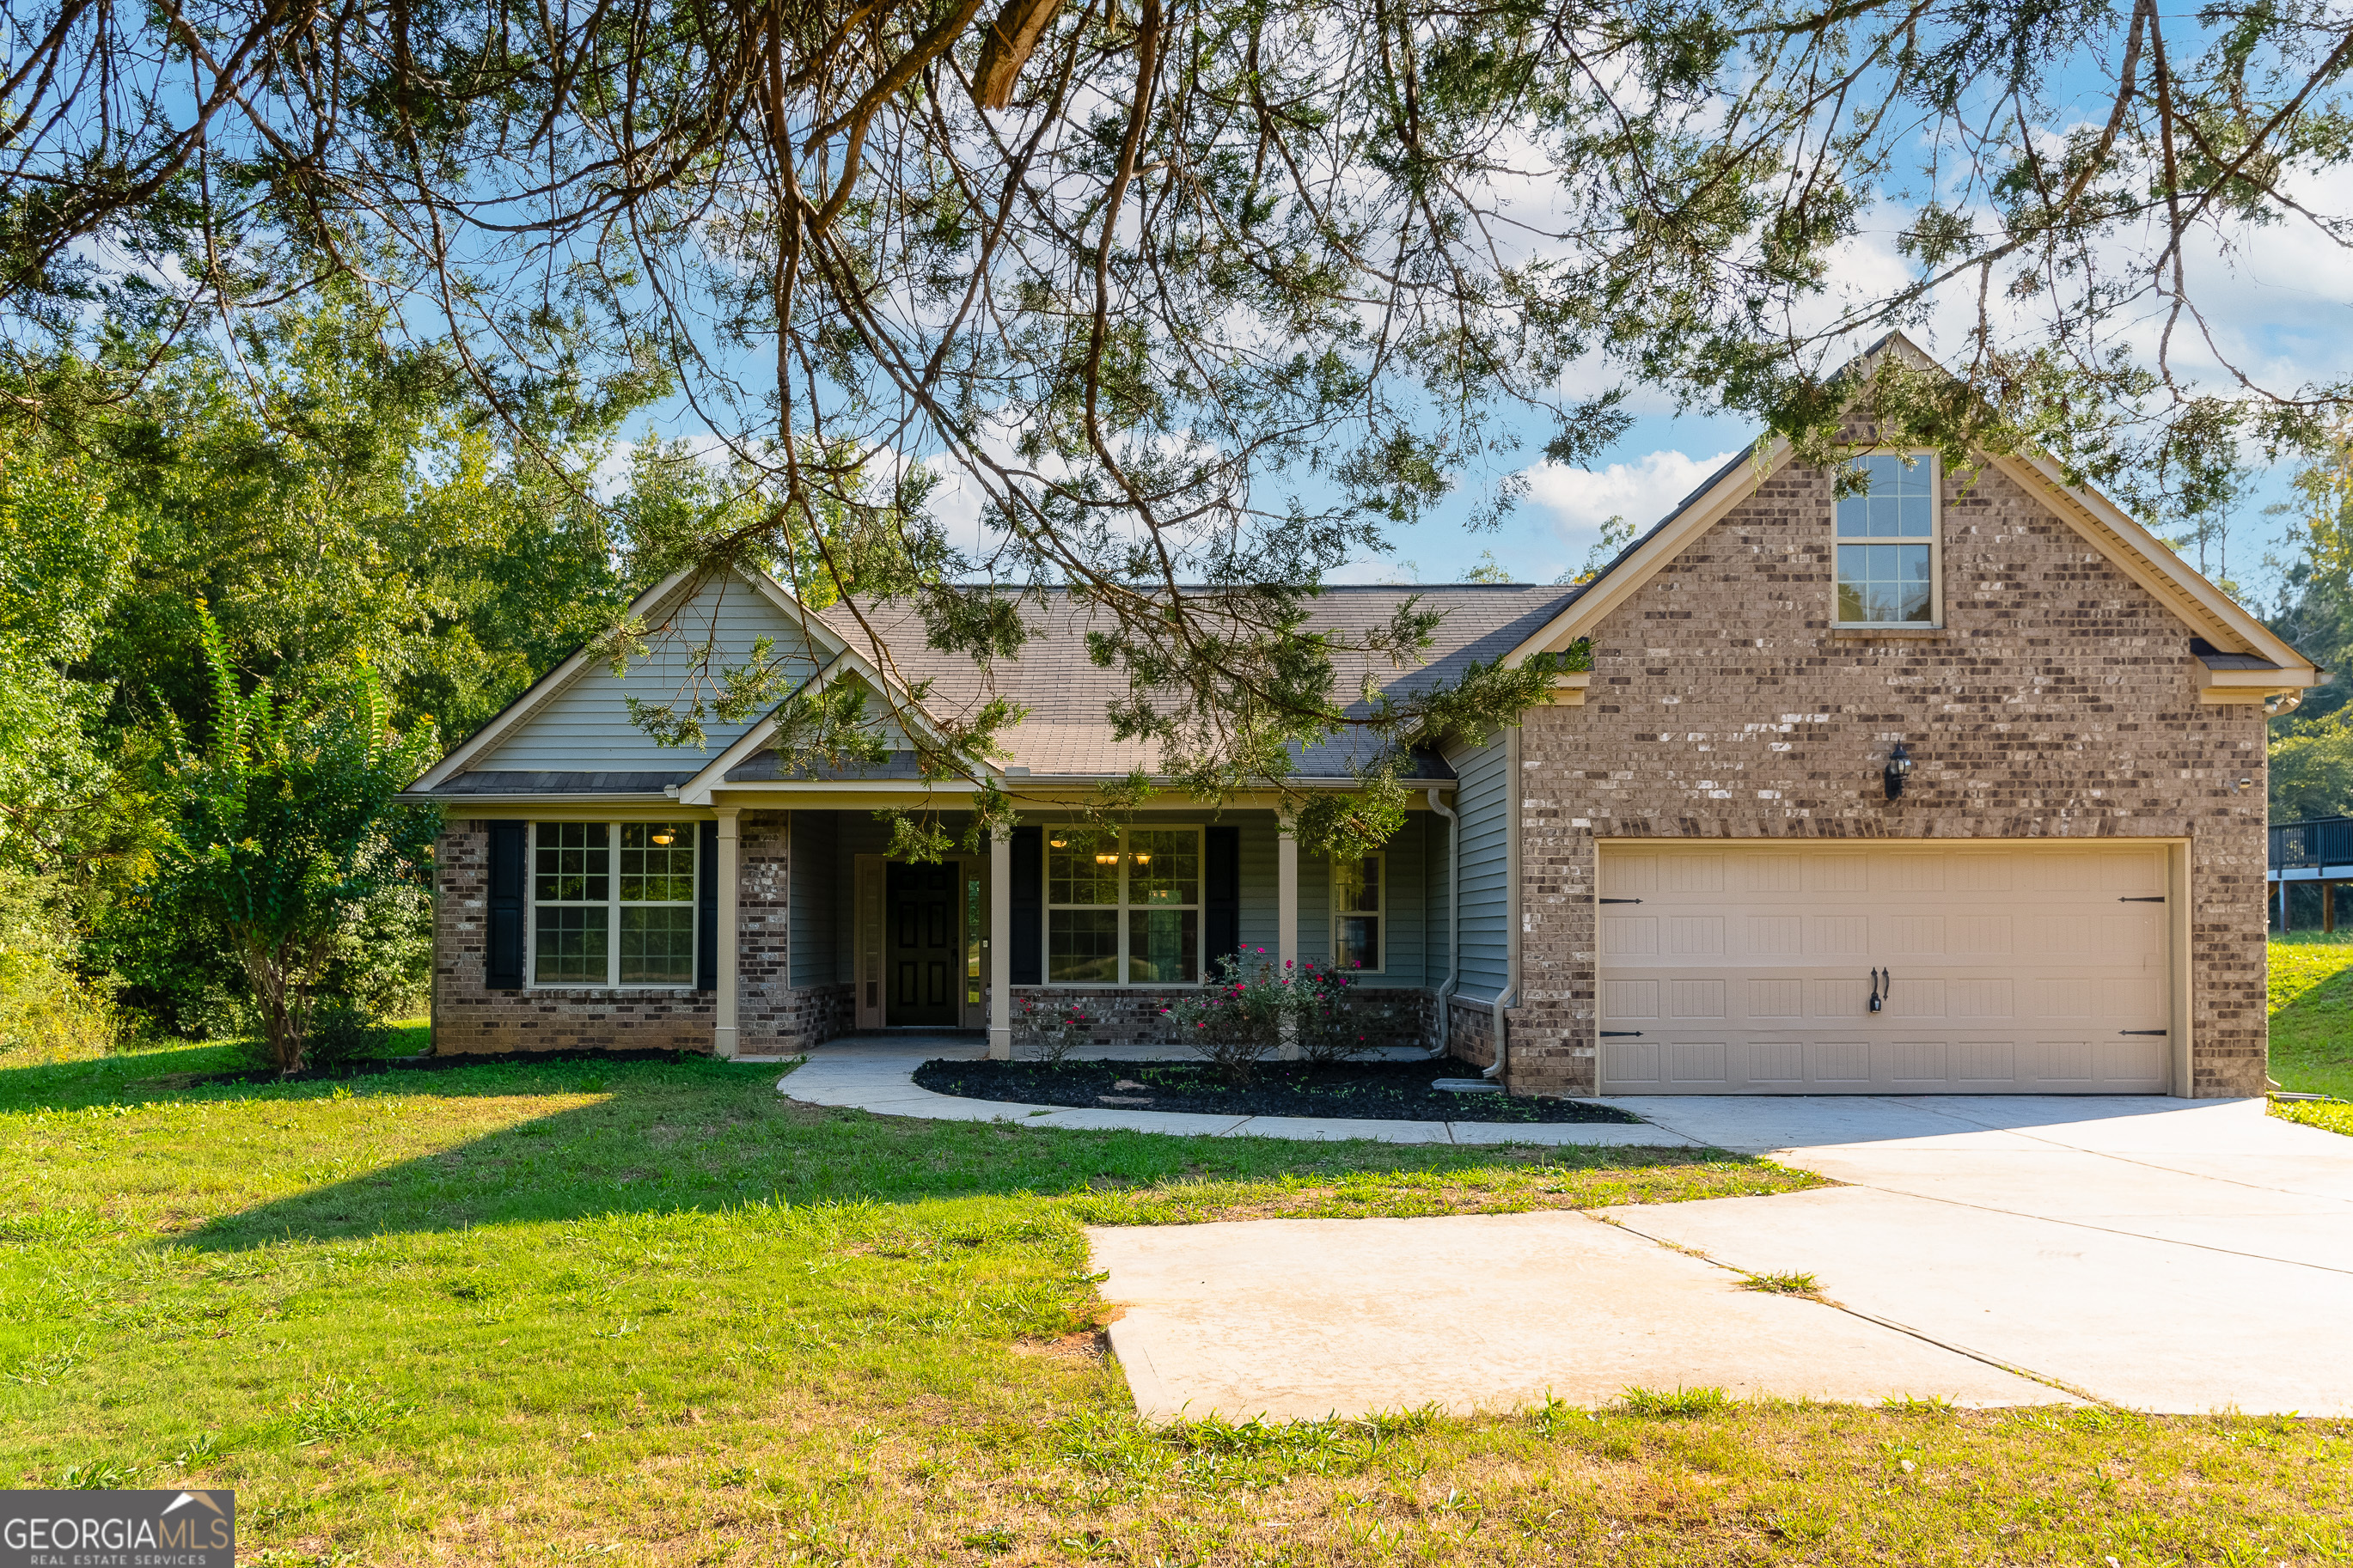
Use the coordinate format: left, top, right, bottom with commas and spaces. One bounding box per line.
1012, 985, 1439, 1052
1494, 457, 2269, 1099
433, 813, 850, 1058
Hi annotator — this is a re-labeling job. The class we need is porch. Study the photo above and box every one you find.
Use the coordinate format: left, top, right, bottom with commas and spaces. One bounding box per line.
724, 806, 1464, 1060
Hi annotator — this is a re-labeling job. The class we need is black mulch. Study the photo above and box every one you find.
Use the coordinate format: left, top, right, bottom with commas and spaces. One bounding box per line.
911, 1057, 1644, 1123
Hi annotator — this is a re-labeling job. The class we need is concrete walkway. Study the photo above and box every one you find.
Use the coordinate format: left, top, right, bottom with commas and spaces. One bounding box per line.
779, 1034, 1690, 1147
1090, 1095, 2353, 1419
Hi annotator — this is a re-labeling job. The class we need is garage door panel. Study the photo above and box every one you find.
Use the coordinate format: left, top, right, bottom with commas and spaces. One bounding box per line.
1603, 914, 1656, 955
1599, 842, 2173, 1095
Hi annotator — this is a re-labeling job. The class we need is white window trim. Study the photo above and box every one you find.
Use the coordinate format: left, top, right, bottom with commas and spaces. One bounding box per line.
1042, 827, 1205, 988
1331, 853, 1386, 974
1832, 449, 1943, 630
527, 820, 701, 991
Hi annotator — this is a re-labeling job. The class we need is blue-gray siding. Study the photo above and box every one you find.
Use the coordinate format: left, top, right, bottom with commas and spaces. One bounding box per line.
1445, 734, 1511, 1000
483, 575, 822, 771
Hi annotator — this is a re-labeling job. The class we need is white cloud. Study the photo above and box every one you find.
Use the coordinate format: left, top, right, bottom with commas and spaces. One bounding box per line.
1520, 448, 1740, 545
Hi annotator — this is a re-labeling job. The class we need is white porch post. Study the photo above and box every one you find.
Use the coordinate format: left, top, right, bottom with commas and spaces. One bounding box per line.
712, 807, 741, 1059
989, 826, 1013, 1059
1276, 820, 1299, 1060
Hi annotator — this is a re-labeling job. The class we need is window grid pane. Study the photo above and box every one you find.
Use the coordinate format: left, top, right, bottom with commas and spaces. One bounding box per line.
1834, 454, 1934, 538
535, 821, 609, 902
620, 822, 697, 902
1836, 544, 1934, 624
620, 906, 696, 984
1128, 909, 1199, 984
1048, 910, 1120, 983
1128, 830, 1199, 906
1048, 840, 1120, 906
535, 906, 608, 983
1335, 857, 1380, 914
1337, 915, 1380, 972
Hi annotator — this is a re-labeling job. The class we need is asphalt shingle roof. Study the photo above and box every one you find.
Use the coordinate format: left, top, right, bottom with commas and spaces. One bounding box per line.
767, 584, 1582, 780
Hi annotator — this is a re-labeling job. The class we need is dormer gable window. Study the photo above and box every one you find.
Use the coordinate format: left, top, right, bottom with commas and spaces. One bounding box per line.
1834, 453, 1940, 626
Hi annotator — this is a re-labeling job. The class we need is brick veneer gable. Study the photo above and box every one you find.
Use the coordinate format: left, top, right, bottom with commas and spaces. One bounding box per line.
1502, 456, 2270, 1098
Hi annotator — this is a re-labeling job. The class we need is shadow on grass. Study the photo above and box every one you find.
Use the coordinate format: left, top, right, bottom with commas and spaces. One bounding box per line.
68, 1053, 1731, 1254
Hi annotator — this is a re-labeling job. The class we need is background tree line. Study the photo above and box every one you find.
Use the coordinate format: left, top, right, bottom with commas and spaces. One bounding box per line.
0, 289, 747, 1062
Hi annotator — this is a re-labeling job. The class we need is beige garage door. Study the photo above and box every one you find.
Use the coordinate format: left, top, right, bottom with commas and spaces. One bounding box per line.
1596, 843, 2173, 1095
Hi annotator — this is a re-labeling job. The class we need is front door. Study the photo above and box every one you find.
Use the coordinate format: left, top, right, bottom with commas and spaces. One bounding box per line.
886, 861, 962, 1026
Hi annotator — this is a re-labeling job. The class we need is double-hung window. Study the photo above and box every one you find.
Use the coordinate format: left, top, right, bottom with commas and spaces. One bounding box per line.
1333, 855, 1384, 973
1046, 828, 1201, 985
1834, 452, 1939, 626
531, 821, 699, 986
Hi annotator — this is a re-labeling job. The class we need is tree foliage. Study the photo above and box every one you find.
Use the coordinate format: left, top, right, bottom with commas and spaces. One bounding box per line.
154, 612, 440, 1072
14, 0, 2350, 851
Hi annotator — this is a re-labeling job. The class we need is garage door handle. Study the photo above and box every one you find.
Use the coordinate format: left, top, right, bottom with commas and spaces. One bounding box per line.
1599, 898, 1643, 905
2119, 896, 2166, 902
1599, 1031, 1643, 1037
2119, 1029, 2167, 1035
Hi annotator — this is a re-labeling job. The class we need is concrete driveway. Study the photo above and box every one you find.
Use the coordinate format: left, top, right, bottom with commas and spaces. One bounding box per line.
1091, 1095, 2353, 1419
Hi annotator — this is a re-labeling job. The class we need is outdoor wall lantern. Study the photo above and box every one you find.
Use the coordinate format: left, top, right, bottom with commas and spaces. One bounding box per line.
1883, 741, 1912, 801
1048, 834, 1068, 848
1133, 851, 1152, 868
1094, 850, 1118, 866
651, 828, 675, 845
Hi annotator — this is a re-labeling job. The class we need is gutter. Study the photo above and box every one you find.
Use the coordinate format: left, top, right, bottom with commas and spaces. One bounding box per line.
1426, 787, 1459, 1055
1486, 725, 1523, 1083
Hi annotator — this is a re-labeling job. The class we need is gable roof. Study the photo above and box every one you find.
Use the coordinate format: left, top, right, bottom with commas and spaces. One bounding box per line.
406, 561, 852, 795
1500, 333, 2320, 698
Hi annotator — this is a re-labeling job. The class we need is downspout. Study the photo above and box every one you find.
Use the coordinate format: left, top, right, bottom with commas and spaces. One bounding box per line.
1426, 787, 1458, 1056
1486, 725, 1523, 1082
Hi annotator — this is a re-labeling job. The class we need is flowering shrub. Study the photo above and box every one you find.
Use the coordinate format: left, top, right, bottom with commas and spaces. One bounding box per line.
1014, 997, 1094, 1064
1161, 948, 1384, 1080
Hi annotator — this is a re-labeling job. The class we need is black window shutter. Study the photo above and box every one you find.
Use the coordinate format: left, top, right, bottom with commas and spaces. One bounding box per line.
1010, 825, 1042, 985
486, 821, 526, 990
1205, 825, 1240, 971
696, 820, 719, 991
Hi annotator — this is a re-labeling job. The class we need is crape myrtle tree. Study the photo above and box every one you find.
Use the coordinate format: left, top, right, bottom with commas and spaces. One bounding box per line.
157, 612, 440, 1072
8, 0, 2353, 854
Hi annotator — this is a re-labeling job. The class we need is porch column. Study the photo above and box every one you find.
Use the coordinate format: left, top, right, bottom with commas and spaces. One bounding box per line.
989, 826, 1012, 1059
2282, 878, 2290, 931
2328, 881, 2337, 935
712, 807, 741, 1059
1277, 820, 1299, 1060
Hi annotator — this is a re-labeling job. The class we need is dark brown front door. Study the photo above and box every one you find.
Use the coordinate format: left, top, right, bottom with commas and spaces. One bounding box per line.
886, 861, 960, 1026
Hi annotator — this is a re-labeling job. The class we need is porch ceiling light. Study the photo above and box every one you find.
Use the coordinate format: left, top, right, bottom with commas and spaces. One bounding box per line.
651, 829, 676, 845
1883, 741, 1912, 802
1094, 851, 1118, 865
1048, 834, 1067, 848
1133, 852, 1152, 867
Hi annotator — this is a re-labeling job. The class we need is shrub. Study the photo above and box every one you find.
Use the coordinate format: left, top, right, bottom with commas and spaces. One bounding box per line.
0, 871, 119, 1065
1015, 998, 1094, 1063
1162, 949, 1297, 1082
304, 1000, 394, 1069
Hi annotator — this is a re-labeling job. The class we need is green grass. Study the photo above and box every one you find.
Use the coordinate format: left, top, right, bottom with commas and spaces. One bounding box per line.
3, 1046, 2350, 1564
2268, 933, 2353, 1104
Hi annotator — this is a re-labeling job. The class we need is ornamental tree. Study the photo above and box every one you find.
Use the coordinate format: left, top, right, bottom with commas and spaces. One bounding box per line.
157, 613, 440, 1072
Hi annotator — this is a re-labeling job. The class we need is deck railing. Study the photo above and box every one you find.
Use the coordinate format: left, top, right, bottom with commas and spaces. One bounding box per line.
2271, 816, 2353, 871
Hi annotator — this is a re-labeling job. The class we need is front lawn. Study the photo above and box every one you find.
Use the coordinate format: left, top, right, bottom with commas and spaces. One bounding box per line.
2269, 932, 2353, 1101
3, 1047, 2348, 1565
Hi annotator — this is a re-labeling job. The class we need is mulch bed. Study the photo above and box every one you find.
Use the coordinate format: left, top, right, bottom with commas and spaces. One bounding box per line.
911, 1057, 1645, 1123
